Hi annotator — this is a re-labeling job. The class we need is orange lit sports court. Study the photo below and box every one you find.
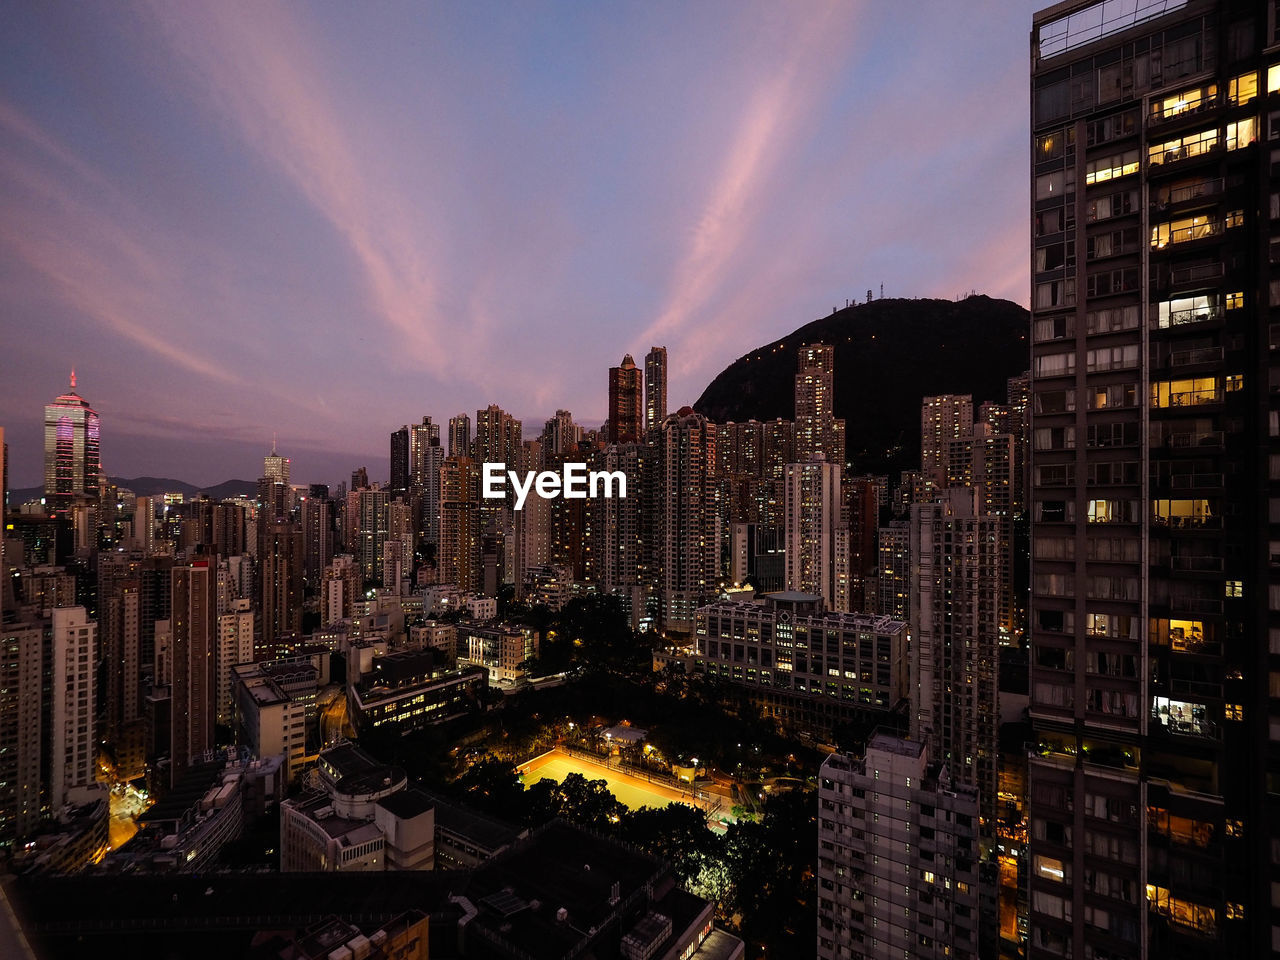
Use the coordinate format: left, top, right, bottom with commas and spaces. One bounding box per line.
519, 748, 721, 822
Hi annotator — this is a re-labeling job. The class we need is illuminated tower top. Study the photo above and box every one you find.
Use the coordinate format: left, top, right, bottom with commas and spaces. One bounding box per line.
43, 370, 101, 517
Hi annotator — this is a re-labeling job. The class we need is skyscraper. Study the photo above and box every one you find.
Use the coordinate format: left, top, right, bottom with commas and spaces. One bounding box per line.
644, 346, 668, 435
410, 417, 443, 546
43, 371, 101, 518
607, 354, 643, 444
658, 407, 720, 635
920, 393, 974, 484
169, 562, 216, 786
439, 456, 480, 592
794, 344, 845, 467
783, 456, 849, 612
910, 487, 1000, 830
1029, 2, 1272, 955
51, 606, 96, 809
390, 425, 410, 498
817, 733, 980, 960
448, 413, 472, 459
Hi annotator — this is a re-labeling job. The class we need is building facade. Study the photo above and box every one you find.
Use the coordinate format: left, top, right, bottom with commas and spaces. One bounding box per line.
1029, 2, 1277, 956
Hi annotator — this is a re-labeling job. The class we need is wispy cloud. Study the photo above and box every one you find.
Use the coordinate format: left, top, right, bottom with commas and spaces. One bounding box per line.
138, 0, 471, 379
633, 1, 860, 380
0, 102, 241, 384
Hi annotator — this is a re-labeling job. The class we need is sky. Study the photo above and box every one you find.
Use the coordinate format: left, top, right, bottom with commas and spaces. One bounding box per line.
0, 1, 1035, 491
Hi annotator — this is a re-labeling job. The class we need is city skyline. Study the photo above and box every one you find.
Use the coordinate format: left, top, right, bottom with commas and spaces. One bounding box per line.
0, 1, 1033, 488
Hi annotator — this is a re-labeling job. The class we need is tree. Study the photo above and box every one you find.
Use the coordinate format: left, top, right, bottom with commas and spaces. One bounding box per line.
456, 757, 525, 817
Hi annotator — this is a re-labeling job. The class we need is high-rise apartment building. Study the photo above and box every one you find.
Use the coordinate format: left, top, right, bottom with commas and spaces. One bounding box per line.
783, 456, 850, 612
584, 443, 648, 626
356, 488, 390, 585
817, 733, 981, 960
301, 492, 333, 588
439, 456, 480, 592
795, 344, 846, 466
1029, 2, 1275, 956
216, 598, 254, 727
447, 414, 471, 459
877, 520, 911, 622
410, 417, 444, 546
43, 372, 101, 519
658, 407, 720, 635
390, 425, 410, 497
0, 621, 43, 847
645, 346, 668, 434
607, 354, 643, 444
911, 487, 1001, 831
169, 561, 216, 786
259, 517, 302, 656
921, 394, 974, 484
51, 606, 97, 810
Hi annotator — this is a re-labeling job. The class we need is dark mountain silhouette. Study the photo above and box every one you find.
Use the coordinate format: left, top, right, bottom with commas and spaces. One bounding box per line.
9, 477, 259, 504
694, 295, 1030, 472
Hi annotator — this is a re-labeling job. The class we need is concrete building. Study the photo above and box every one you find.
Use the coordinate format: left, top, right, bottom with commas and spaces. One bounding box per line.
216, 598, 253, 727
910, 487, 1001, 832
1028, 1, 1277, 954
695, 591, 907, 737
51, 606, 97, 811
817, 733, 980, 960
783, 456, 850, 612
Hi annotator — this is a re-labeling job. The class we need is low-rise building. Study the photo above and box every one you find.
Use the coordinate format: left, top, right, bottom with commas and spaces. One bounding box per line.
460, 622, 539, 683
695, 591, 907, 737
348, 648, 488, 734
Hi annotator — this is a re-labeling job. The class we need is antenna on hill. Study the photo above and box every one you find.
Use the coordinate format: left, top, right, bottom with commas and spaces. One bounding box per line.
880, 283, 884, 299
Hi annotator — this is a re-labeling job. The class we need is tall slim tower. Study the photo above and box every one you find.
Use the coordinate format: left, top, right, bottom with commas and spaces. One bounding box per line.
439, 456, 480, 592
448, 413, 472, 459
644, 346, 668, 435
658, 408, 720, 635
794, 344, 845, 466
169, 562, 216, 786
910, 487, 1000, 830
390, 426, 410, 497
1029, 3, 1272, 956
51, 606, 96, 809
607, 354, 643, 444
43, 371, 101, 518
782, 456, 849, 612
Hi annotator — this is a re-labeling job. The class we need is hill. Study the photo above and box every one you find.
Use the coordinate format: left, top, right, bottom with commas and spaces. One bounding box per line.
8, 476, 259, 504
694, 295, 1029, 471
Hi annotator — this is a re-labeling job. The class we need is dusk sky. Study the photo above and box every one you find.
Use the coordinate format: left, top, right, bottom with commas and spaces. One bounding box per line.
0, 1, 1033, 491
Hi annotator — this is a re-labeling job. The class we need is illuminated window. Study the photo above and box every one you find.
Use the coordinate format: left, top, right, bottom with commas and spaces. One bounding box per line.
1157, 294, 1217, 327
1034, 855, 1067, 882
1270, 64, 1280, 93
1225, 581, 1243, 598
1228, 71, 1258, 104
1227, 118, 1258, 150
1149, 127, 1218, 165
1225, 702, 1244, 720
1085, 149, 1139, 185
1226, 374, 1244, 392
1225, 818, 1244, 837
1151, 83, 1217, 121
1151, 213, 1221, 247
1151, 377, 1220, 408
1227, 902, 1245, 920
1226, 291, 1245, 310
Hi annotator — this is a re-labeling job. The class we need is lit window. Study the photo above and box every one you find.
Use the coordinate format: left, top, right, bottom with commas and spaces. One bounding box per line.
1228, 71, 1258, 105
1225, 581, 1243, 598
1225, 703, 1244, 720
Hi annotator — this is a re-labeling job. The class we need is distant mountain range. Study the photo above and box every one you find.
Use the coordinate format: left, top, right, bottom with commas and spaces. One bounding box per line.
694, 294, 1029, 473
9, 476, 259, 505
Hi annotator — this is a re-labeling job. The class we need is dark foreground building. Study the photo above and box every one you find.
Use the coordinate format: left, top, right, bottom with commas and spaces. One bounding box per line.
1030, 1, 1279, 957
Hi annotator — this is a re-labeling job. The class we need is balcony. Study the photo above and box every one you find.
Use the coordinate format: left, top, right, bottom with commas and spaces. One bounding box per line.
1158, 387, 1223, 408
1170, 555, 1225, 573
1154, 304, 1222, 328
1152, 219, 1224, 249
1167, 263, 1224, 286
1152, 178, 1225, 213
1169, 346, 1224, 367
1169, 473, 1224, 490
1166, 431, 1224, 450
